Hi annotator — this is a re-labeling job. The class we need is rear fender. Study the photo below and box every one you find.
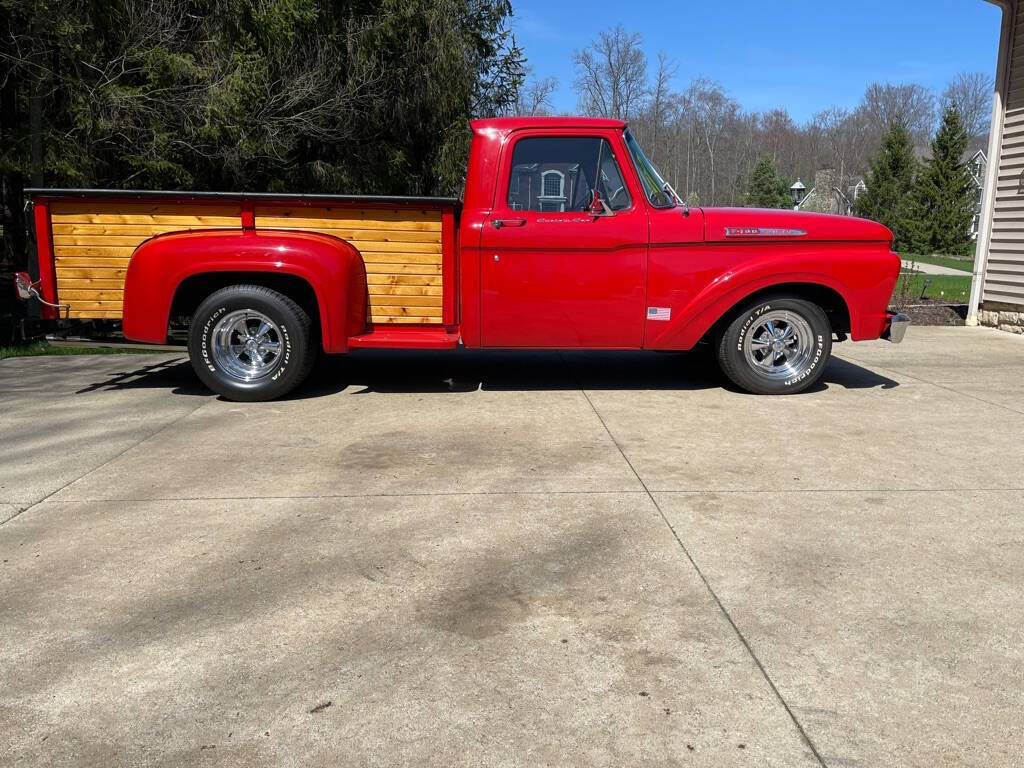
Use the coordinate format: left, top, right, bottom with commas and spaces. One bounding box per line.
123, 229, 367, 352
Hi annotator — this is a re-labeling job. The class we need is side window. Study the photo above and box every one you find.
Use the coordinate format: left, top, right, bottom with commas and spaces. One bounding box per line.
506, 137, 631, 212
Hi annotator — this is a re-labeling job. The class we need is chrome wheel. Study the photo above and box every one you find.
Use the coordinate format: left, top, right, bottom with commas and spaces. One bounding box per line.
210, 309, 284, 382
742, 310, 815, 381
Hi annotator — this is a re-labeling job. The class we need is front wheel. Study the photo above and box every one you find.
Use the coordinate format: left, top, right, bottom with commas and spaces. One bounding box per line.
188, 285, 315, 401
716, 297, 832, 395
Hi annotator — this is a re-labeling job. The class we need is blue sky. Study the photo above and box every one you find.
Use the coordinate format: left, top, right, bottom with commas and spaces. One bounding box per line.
510, 0, 1004, 122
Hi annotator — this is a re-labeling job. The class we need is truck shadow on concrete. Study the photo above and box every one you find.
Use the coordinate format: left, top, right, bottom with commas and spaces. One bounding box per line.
75, 348, 899, 398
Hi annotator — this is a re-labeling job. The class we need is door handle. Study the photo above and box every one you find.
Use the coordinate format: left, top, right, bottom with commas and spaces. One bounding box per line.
492, 218, 526, 229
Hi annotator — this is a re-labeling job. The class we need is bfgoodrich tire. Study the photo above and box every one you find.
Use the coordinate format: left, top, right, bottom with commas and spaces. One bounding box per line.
187, 285, 315, 401
716, 296, 832, 395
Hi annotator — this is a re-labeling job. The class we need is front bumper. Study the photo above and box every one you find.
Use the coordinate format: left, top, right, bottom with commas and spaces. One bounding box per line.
882, 312, 911, 344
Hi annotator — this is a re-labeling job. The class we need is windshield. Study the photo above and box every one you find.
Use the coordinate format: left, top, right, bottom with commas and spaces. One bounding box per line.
624, 129, 674, 208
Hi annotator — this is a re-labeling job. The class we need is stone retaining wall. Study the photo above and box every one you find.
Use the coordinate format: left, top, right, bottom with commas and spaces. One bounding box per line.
978, 302, 1024, 334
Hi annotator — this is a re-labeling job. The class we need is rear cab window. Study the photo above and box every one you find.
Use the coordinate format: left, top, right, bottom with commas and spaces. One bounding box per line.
506, 136, 631, 213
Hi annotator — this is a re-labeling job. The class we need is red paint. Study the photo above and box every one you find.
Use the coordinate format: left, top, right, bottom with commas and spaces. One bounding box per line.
27, 116, 902, 354
123, 229, 366, 352
32, 201, 59, 319
441, 208, 457, 325
349, 327, 460, 349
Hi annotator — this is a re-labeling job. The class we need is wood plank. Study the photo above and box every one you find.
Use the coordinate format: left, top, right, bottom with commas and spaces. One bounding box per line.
50, 201, 241, 224
364, 263, 442, 275
56, 267, 128, 279
369, 305, 442, 317
255, 205, 442, 221
261, 219, 442, 233
260, 227, 443, 243
365, 274, 442, 286
367, 295, 442, 307
56, 257, 132, 267
56, 279, 127, 290
360, 252, 442, 264
54, 247, 137, 259
58, 289, 125, 301
67, 310, 123, 319
304, 237, 443, 253
370, 315, 443, 324
53, 234, 188, 247
65, 300, 124, 310
367, 285, 443, 296
51, 223, 228, 236
51, 214, 239, 226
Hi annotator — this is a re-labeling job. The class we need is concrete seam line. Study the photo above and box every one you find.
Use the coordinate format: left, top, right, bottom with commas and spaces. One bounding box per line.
833, 353, 1024, 417
0, 397, 214, 528
24, 486, 1024, 505
578, 387, 829, 768
29, 490, 652, 503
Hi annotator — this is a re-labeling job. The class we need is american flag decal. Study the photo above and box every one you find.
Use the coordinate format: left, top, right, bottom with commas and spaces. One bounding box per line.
647, 307, 671, 321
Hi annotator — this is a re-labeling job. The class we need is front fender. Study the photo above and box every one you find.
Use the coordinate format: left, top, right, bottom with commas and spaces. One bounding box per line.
644, 246, 899, 349
122, 229, 367, 352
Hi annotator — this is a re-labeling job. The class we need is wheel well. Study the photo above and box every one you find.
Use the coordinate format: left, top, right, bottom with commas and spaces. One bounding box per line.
169, 272, 321, 338
709, 282, 851, 339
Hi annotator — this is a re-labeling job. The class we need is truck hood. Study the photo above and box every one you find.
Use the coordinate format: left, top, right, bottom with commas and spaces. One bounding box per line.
701, 207, 893, 244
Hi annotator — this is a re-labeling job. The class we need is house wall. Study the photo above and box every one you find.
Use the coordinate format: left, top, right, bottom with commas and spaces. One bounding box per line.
975, 0, 1024, 330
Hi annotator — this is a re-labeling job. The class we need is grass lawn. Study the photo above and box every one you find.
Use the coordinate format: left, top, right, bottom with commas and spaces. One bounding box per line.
0, 340, 167, 361
892, 273, 972, 304
901, 254, 974, 272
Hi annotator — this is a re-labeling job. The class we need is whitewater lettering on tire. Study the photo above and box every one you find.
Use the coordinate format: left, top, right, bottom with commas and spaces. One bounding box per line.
736, 303, 771, 352
200, 306, 228, 372
270, 324, 291, 381
783, 333, 825, 387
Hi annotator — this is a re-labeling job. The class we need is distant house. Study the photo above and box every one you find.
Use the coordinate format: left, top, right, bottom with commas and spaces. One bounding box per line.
794, 169, 864, 216
969, 149, 987, 239
508, 161, 583, 212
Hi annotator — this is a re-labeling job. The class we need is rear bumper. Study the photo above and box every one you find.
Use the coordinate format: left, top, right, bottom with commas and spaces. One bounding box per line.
882, 312, 911, 344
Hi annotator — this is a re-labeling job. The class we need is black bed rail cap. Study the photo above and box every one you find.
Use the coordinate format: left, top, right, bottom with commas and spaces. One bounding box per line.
24, 188, 460, 207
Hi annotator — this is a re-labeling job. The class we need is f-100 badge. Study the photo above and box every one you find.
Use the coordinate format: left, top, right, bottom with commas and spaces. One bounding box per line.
724, 227, 807, 237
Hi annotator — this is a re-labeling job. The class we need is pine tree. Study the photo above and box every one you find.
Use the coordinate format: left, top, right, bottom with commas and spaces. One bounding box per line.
744, 157, 790, 208
914, 107, 976, 256
855, 123, 920, 251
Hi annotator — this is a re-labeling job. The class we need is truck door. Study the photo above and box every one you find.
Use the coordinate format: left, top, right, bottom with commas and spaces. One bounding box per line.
479, 132, 648, 348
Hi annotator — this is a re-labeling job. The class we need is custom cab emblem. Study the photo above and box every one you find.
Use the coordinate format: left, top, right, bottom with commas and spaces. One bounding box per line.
724, 226, 808, 238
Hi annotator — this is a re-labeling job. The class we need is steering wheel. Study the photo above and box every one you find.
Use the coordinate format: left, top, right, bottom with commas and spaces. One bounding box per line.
607, 184, 626, 208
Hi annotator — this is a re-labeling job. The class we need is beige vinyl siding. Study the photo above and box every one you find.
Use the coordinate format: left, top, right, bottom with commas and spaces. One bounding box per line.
987, 3, 1024, 307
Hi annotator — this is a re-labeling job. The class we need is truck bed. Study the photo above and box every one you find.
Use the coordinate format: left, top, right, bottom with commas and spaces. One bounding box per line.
29, 189, 458, 325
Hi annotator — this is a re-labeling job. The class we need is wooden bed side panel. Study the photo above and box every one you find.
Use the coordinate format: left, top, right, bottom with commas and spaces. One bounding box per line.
254, 205, 445, 324
49, 201, 242, 319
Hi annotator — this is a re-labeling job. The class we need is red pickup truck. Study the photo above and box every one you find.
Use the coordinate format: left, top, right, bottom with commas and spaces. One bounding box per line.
17, 117, 907, 401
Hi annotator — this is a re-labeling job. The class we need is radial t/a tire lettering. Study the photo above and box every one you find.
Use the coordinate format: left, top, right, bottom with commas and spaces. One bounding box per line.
716, 296, 832, 395
187, 285, 315, 401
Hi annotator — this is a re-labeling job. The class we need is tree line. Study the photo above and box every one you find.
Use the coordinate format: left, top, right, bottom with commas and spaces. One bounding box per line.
0, 0, 524, 268
1, 7, 992, 273
550, 24, 989, 254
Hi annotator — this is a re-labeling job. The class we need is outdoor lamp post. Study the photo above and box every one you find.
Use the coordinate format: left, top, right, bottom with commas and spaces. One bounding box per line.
790, 179, 806, 210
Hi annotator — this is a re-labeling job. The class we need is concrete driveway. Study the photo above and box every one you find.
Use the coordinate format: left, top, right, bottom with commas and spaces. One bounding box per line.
1, 326, 1022, 768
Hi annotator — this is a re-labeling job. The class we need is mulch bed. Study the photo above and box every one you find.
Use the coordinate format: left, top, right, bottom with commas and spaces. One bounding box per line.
891, 300, 968, 326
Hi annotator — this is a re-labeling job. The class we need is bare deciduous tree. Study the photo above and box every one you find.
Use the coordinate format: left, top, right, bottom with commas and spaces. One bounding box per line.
814, 106, 873, 196
861, 82, 936, 142
942, 71, 994, 141
572, 25, 647, 120
510, 74, 558, 116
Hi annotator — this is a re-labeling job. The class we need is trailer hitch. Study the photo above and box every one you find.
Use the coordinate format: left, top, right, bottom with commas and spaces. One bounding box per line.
13, 272, 70, 317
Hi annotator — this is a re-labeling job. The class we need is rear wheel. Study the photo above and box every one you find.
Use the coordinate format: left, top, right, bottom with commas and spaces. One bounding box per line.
187, 285, 315, 401
716, 296, 831, 395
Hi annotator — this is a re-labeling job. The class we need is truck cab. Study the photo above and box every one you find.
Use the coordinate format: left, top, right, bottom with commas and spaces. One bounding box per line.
20, 117, 907, 401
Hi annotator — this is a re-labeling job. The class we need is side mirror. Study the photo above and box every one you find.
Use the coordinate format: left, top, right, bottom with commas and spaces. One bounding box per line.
588, 190, 615, 218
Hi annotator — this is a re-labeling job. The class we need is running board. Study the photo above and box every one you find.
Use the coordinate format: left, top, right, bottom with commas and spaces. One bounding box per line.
348, 327, 460, 350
